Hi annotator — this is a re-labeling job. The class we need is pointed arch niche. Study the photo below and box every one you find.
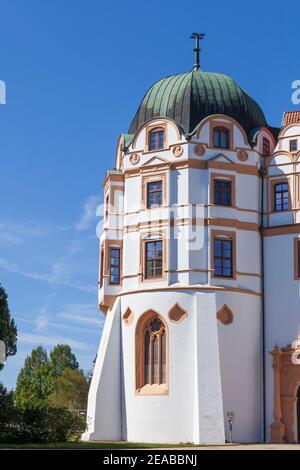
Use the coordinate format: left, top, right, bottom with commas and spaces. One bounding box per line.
135, 310, 168, 395
217, 304, 234, 325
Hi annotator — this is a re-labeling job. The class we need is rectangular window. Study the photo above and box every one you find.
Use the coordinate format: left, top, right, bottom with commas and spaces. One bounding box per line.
105, 194, 109, 219
214, 179, 232, 206
214, 238, 233, 278
149, 129, 164, 151
290, 139, 298, 152
298, 241, 300, 278
100, 248, 104, 288
263, 137, 270, 157
274, 183, 289, 211
145, 240, 163, 279
109, 248, 121, 284
213, 127, 230, 149
295, 239, 300, 280
147, 181, 163, 208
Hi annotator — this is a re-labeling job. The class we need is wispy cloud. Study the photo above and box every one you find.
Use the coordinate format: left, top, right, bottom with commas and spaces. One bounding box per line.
0, 220, 44, 245
58, 302, 103, 327
75, 195, 100, 232
18, 332, 91, 351
0, 257, 95, 293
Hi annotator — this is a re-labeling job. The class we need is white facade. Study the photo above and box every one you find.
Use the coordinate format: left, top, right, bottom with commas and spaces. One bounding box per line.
82, 75, 300, 444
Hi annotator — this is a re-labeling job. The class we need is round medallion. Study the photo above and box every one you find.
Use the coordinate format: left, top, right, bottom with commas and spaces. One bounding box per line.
194, 144, 205, 156
172, 145, 183, 158
130, 153, 140, 165
237, 150, 248, 162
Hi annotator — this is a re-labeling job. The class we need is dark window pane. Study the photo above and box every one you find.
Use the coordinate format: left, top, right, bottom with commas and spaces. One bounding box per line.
290, 140, 298, 152
161, 331, 166, 384
145, 240, 163, 279
147, 181, 163, 208
214, 239, 233, 278
109, 248, 120, 284
274, 183, 289, 211
144, 331, 150, 385
213, 127, 230, 149
214, 179, 232, 206
149, 129, 164, 150
152, 336, 159, 384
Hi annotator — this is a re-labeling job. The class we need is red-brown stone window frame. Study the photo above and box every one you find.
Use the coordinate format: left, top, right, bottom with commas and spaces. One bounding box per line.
140, 232, 167, 283
210, 173, 235, 207
210, 122, 233, 150
145, 124, 167, 152
211, 230, 236, 280
269, 178, 291, 213
263, 137, 271, 157
294, 238, 300, 280
109, 247, 121, 285
141, 172, 167, 210
135, 310, 169, 396
102, 240, 123, 287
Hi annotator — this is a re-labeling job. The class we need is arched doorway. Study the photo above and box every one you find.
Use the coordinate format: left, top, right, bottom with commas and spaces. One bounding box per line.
270, 337, 300, 443
297, 385, 300, 443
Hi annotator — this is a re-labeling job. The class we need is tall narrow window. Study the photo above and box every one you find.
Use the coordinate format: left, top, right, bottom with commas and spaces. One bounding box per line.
290, 139, 298, 152
149, 128, 164, 150
213, 126, 230, 149
263, 137, 270, 157
294, 239, 300, 280
214, 238, 233, 278
214, 179, 232, 206
274, 183, 289, 211
100, 247, 104, 288
105, 194, 109, 219
297, 240, 300, 279
147, 181, 162, 208
145, 240, 163, 279
137, 313, 167, 391
109, 247, 121, 284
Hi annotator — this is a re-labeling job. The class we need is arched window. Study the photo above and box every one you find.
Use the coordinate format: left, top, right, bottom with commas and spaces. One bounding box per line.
149, 128, 165, 151
136, 311, 168, 394
213, 126, 230, 149
263, 137, 270, 157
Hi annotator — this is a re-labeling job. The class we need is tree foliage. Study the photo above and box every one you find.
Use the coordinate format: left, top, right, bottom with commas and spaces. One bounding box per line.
48, 368, 89, 410
0, 285, 17, 371
49, 344, 79, 378
15, 344, 82, 408
15, 346, 52, 407
0, 407, 86, 443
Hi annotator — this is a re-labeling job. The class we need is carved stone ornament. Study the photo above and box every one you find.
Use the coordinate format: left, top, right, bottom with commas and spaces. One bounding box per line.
172, 145, 183, 157
194, 144, 205, 156
130, 153, 140, 165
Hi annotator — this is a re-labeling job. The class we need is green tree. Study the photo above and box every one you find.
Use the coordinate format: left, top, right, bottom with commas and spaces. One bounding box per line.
15, 344, 81, 408
0, 285, 17, 371
15, 346, 52, 407
0, 383, 14, 423
48, 368, 89, 410
49, 344, 79, 378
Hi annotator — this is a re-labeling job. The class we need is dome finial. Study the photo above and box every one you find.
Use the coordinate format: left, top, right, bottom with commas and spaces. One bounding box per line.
190, 32, 205, 71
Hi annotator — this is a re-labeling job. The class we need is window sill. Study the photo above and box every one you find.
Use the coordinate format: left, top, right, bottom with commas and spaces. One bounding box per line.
136, 384, 168, 396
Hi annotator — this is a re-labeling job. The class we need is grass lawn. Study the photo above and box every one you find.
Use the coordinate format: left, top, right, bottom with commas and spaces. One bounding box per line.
0, 441, 198, 449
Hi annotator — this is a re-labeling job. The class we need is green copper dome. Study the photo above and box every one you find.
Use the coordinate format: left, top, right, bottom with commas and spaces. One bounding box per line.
128, 70, 267, 136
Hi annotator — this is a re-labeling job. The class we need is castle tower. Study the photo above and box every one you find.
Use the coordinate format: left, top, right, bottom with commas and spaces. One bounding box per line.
83, 42, 276, 444
264, 112, 300, 443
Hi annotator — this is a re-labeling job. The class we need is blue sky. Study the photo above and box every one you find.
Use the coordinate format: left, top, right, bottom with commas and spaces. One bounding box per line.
0, 0, 299, 389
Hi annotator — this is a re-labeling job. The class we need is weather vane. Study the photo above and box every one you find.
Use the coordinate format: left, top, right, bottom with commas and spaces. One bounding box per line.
190, 32, 205, 71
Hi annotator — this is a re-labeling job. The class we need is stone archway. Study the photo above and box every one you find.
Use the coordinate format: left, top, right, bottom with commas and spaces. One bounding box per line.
270, 335, 300, 443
